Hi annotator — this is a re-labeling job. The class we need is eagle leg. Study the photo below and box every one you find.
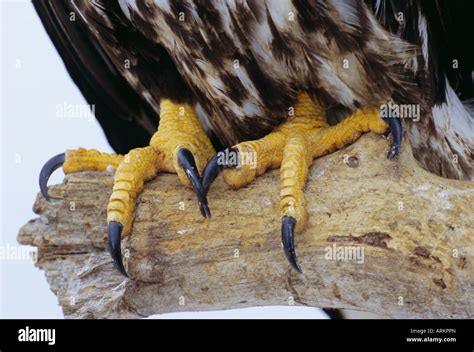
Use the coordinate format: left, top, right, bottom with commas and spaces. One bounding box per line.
39, 99, 215, 276
203, 92, 390, 272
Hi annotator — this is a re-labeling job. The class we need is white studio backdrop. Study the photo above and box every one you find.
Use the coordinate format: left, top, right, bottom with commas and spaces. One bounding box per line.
0, 0, 329, 319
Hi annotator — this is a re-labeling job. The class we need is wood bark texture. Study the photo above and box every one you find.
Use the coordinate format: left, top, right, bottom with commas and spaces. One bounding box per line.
18, 134, 473, 319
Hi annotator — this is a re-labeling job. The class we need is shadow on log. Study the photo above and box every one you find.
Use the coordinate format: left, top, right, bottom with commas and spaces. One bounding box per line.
18, 134, 473, 318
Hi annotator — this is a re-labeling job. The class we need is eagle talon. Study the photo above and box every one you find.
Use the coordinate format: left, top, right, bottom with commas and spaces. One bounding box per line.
177, 148, 210, 218
108, 221, 128, 277
39, 153, 66, 201
202, 147, 240, 196
203, 94, 396, 273
202, 154, 224, 196
282, 215, 302, 273
385, 117, 403, 159
387, 145, 401, 159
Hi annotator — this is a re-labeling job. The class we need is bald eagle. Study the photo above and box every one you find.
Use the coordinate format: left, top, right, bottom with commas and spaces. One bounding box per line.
36, 0, 473, 276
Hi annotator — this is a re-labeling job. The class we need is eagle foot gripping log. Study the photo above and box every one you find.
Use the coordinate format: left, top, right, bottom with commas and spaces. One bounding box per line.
40, 100, 215, 276
202, 92, 401, 272
40, 93, 402, 276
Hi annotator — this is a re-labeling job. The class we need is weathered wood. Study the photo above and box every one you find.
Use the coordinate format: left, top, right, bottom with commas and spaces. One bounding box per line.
18, 134, 473, 318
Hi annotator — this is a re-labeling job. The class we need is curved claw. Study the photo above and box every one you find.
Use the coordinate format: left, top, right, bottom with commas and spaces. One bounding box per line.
202, 148, 239, 196
201, 154, 224, 196
177, 148, 210, 218
108, 221, 128, 277
385, 117, 402, 159
281, 215, 302, 273
39, 153, 66, 201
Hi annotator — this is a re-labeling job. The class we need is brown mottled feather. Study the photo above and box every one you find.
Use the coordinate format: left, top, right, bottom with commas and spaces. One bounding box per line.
34, 0, 473, 179
371, 0, 474, 180
124, 0, 425, 146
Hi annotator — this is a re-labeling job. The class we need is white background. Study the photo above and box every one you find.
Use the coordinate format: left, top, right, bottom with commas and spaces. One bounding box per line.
0, 0, 331, 319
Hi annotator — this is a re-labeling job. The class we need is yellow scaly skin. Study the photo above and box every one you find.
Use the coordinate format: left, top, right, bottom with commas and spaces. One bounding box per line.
43, 94, 388, 275
107, 100, 215, 236
63, 148, 124, 173
223, 92, 388, 237
61, 100, 215, 237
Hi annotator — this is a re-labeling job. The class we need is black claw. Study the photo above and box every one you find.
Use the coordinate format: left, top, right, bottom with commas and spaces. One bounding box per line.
385, 117, 402, 159
202, 148, 239, 196
177, 148, 210, 218
201, 154, 224, 197
39, 153, 66, 201
281, 215, 302, 273
108, 221, 128, 277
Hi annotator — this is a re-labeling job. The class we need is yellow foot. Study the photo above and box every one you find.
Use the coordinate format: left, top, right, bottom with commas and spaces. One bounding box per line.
39, 99, 215, 277
202, 92, 390, 272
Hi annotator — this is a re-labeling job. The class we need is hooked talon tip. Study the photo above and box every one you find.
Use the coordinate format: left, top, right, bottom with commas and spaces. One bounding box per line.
39, 153, 66, 201
108, 221, 128, 277
177, 148, 211, 219
199, 200, 212, 219
387, 145, 400, 159
281, 215, 303, 273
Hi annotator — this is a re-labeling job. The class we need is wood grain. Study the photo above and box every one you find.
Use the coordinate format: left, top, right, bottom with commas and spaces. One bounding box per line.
18, 134, 473, 318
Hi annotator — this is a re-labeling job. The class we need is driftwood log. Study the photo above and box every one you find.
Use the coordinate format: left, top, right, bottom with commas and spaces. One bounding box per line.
18, 134, 473, 319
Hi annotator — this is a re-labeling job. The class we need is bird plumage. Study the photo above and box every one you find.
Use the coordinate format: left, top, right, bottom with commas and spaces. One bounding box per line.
370, 0, 474, 179
34, 0, 473, 179
121, 0, 426, 145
